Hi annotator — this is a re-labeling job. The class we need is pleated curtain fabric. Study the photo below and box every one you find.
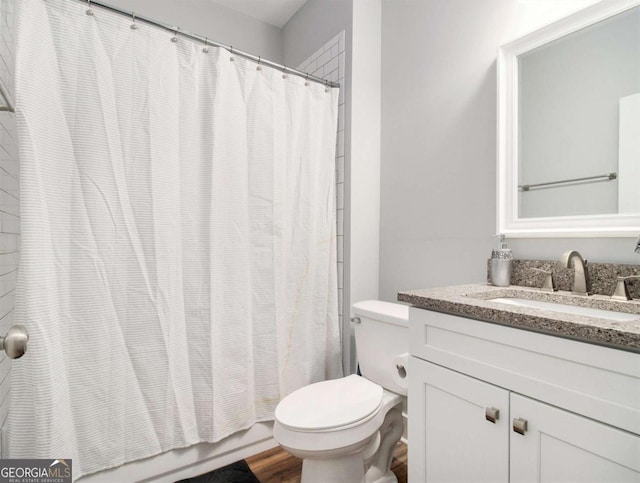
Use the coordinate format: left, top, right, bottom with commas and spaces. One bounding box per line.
10, 0, 342, 479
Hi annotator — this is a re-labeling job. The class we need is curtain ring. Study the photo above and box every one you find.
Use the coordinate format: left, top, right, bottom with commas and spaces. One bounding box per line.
305, 73, 310, 86
202, 37, 209, 53
325, 79, 330, 92
130, 12, 138, 30
282, 66, 288, 79
171, 28, 179, 43
229, 46, 235, 62
256, 56, 262, 71
86, 0, 94, 16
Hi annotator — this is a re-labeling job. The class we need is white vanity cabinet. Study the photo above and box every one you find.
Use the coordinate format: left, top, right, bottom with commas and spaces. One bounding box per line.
408, 307, 640, 483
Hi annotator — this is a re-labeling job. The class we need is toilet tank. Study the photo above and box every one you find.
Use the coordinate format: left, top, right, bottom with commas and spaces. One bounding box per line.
352, 300, 409, 396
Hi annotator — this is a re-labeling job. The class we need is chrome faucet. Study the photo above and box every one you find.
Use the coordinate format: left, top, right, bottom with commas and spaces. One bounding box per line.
561, 250, 592, 296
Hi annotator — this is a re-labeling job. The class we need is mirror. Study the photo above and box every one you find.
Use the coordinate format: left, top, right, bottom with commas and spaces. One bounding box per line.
498, 0, 640, 237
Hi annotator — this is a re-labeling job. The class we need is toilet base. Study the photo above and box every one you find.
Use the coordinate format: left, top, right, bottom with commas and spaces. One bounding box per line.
367, 472, 397, 483
300, 461, 399, 483
301, 450, 368, 483
297, 441, 399, 483
364, 405, 404, 483
283, 402, 405, 483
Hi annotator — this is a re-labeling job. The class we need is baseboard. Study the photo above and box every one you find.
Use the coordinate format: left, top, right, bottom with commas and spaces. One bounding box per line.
77, 422, 277, 483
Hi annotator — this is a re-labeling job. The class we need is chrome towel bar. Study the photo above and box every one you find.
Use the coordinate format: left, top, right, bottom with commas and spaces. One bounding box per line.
519, 172, 616, 192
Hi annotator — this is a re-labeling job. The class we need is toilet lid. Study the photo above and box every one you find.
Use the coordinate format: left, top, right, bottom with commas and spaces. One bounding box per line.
275, 375, 383, 431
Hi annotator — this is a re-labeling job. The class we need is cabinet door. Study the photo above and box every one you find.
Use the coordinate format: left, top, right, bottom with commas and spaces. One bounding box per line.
409, 357, 509, 483
510, 393, 640, 482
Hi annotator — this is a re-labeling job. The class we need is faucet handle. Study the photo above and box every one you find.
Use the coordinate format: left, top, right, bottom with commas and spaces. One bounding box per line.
531, 268, 557, 292
612, 275, 640, 301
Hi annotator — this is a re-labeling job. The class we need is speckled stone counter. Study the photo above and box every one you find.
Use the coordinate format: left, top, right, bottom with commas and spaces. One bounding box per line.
398, 284, 640, 353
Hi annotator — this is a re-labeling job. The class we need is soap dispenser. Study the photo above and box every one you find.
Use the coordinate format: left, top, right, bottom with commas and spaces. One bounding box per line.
490, 234, 512, 287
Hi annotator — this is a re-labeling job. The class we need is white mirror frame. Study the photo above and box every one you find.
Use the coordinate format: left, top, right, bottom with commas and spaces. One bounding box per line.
497, 0, 640, 238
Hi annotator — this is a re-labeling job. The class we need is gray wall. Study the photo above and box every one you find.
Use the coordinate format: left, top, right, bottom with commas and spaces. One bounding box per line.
379, 0, 639, 303
380, 0, 507, 300
104, 0, 283, 62
283, 0, 352, 68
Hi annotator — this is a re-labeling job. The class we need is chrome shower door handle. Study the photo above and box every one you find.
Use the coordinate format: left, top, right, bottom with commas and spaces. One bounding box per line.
0, 325, 29, 359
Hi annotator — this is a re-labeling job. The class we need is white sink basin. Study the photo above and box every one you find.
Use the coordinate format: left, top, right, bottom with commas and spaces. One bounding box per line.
490, 297, 638, 321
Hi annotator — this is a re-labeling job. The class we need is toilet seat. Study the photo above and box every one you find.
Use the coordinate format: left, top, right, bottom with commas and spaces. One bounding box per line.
275, 375, 383, 431
273, 384, 405, 458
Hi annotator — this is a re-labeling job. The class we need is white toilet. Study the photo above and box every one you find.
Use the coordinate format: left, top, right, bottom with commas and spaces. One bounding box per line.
273, 300, 409, 483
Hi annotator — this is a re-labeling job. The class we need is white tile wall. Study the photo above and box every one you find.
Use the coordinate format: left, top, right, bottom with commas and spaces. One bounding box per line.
0, 0, 17, 458
297, 31, 346, 332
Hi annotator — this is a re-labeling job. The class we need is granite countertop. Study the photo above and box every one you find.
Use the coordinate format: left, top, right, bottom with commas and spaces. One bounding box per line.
398, 284, 640, 353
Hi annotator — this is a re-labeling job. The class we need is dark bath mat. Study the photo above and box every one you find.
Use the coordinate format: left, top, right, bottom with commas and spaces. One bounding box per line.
176, 459, 260, 483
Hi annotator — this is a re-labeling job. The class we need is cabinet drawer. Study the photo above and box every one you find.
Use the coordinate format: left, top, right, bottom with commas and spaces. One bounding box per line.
409, 307, 640, 435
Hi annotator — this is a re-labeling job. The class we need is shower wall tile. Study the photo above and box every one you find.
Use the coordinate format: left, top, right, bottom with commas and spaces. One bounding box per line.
315, 51, 330, 69
337, 130, 345, 160
331, 44, 339, 59
0, 0, 17, 456
324, 57, 339, 78
337, 209, 344, 236
297, 31, 346, 321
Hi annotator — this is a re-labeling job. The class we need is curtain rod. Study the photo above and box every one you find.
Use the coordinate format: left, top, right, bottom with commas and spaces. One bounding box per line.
78, 0, 340, 89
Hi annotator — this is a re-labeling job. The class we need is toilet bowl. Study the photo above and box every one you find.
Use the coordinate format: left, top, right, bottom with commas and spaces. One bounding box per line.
273, 300, 408, 483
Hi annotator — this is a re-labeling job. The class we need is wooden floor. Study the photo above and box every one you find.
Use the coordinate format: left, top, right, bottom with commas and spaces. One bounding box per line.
246, 442, 407, 483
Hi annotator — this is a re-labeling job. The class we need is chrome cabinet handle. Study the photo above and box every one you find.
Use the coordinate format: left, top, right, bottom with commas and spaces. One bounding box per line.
0, 325, 29, 359
513, 417, 528, 435
485, 407, 500, 423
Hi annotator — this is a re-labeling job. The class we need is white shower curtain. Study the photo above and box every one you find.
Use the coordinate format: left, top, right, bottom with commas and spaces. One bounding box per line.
10, 0, 342, 478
